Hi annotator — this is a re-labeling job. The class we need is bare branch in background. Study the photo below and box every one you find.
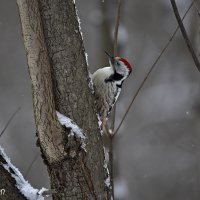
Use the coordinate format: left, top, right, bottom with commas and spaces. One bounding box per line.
24, 153, 39, 178
194, 0, 200, 16
114, 1, 194, 136
104, 0, 122, 198
0, 107, 21, 138
113, 0, 122, 57
111, 0, 122, 132
170, 0, 200, 72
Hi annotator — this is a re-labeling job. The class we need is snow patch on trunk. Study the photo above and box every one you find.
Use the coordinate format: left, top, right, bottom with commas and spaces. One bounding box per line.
103, 147, 111, 188
56, 111, 86, 151
73, 1, 83, 40
88, 71, 95, 94
96, 114, 103, 135
72, 1, 93, 94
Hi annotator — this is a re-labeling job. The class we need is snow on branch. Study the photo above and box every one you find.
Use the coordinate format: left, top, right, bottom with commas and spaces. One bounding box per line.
72, 0, 83, 42
56, 111, 86, 151
0, 146, 49, 200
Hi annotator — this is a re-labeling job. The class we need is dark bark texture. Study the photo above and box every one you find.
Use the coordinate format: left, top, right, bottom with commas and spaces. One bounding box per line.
17, 0, 65, 163
0, 155, 26, 200
17, 0, 109, 199
37, 0, 107, 198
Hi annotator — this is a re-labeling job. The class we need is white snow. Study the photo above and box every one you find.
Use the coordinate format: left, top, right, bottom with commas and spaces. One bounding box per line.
105, 176, 111, 188
103, 147, 113, 199
73, 2, 83, 40
0, 146, 47, 200
38, 188, 50, 196
56, 111, 86, 151
88, 72, 95, 94
73, 1, 91, 95
103, 147, 111, 188
97, 114, 102, 128
103, 147, 109, 165
96, 114, 103, 135
84, 52, 89, 66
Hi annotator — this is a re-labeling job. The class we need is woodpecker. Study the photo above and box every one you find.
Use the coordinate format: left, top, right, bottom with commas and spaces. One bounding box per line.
92, 52, 132, 122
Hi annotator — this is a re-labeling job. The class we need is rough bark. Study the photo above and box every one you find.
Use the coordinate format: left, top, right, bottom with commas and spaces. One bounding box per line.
17, 0, 108, 199
0, 155, 26, 200
17, 0, 65, 163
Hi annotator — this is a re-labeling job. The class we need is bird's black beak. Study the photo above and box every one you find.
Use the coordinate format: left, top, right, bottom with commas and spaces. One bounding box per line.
105, 51, 115, 65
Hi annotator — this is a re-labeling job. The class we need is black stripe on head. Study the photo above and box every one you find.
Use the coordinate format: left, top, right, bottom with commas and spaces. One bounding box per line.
112, 73, 123, 81
104, 72, 123, 83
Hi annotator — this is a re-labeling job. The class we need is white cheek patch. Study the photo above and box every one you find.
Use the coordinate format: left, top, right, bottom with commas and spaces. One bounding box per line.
116, 62, 129, 78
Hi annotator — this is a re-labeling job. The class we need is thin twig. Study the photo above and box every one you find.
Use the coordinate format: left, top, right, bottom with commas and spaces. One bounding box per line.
106, 1, 122, 199
111, 106, 116, 132
25, 152, 40, 178
0, 107, 21, 138
108, 137, 114, 196
113, 0, 122, 57
194, 0, 200, 16
111, 0, 122, 132
113, 1, 194, 136
170, 0, 200, 72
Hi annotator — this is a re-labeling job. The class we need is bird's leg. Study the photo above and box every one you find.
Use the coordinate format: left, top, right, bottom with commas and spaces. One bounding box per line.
102, 117, 112, 139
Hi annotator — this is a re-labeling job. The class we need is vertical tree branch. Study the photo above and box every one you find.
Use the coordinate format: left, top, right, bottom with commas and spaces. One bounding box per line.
24, 153, 39, 178
111, 0, 122, 132
106, 1, 122, 199
113, 0, 122, 57
170, 0, 200, 72
17, 0, 64, 163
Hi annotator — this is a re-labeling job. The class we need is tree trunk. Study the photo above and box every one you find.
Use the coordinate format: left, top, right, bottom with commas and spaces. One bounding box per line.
17, 0, 110, 199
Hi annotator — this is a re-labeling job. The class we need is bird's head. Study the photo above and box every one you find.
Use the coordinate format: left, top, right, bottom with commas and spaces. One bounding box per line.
105, 51, 132, 77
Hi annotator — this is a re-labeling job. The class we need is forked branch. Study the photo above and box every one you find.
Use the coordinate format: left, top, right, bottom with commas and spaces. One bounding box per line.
170, 0, 200, 72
